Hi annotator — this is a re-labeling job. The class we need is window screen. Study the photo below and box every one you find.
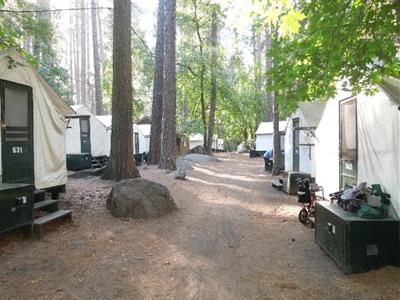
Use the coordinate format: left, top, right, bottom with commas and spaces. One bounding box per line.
80, 119, 89, 134
340, 99, 357, 161
4, 88, 29, 127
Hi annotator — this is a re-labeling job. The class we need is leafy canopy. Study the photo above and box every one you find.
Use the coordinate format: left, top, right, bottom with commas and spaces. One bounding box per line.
255, 0, 400, 113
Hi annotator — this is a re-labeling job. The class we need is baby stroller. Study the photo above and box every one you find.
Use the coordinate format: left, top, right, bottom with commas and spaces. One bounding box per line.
297, 178, 324, 228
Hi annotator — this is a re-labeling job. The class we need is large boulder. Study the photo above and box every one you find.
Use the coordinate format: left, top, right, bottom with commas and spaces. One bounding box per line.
188, 145, 207, 154
173, 158, 187, 179
183, 154, 221, 163
107, 178, 177, 219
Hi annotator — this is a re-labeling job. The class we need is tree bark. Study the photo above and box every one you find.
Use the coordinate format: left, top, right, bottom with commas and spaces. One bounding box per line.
95, 0, 104, 68
148, 0, 165, 165
159, 0, 177, 170
183, 94, 189, 123
91, 0, 103, 115
264, 25, 273, 122
86, 4, 91, 107
69, 5, 74, 100
102, 0, 139, 180
206, 7, 218, 154
272, 95, 281, 176
193, 0, 207, 149
80, 0, 87, 106
74, 0, 81, 104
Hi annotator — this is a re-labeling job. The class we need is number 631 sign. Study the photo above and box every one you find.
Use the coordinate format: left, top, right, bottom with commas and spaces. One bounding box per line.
12, 146, 23, 154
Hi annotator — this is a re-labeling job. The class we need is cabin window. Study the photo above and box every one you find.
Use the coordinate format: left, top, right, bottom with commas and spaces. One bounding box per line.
80, 118, 89, 134
4, 87, 30, 142
4, 88, 29, 127
340, 99, 357, 161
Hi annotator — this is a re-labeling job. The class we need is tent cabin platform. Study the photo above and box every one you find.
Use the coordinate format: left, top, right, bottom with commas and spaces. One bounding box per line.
0, 184, 72, 238
0, 50, 74, 237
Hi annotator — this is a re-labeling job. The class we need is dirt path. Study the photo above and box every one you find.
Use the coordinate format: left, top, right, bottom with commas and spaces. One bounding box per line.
1, 153, 399, 299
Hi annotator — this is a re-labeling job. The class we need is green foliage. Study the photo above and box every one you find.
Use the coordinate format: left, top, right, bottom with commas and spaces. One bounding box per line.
257, 0, 400, 113
0, 0, 73, 104
175, 0, 266, 145
102, 58, 146, 120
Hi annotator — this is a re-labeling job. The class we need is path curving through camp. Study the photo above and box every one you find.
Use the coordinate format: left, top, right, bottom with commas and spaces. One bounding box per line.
0, 153, 399, 299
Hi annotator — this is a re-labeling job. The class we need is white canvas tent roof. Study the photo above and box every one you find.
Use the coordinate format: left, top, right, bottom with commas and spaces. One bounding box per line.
96, 115, 112, 129
0, 49, 74, 189
380, 77, 400, 106
255, 121, 286, 135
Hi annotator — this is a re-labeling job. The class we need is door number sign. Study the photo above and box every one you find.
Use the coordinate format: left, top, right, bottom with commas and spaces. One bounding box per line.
12, 146, 23, 154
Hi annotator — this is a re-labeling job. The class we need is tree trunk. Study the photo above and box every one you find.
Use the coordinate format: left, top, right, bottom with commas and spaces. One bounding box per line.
80, 0, 87, 106
200, 65, 207, 149
102, 0, 139, 180
148, 0, 165, 165
91, 0, 103, 115
159, 0, 177, 170
86, 5, 91, 107
183, 94, 189, 123
193, 0, 207, 149
74, 0, 81, 104
272, 94, 281, 176
95, 0, 104, 68
264, 25, 273, 122
206, 7, 218, 154
69, 5, 74, 99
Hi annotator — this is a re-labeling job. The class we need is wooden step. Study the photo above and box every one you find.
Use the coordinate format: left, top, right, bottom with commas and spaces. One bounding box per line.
33, 209, 73, 238
34, 189, 46, 202
34, 209, 72, 226
34, 199, 59, 210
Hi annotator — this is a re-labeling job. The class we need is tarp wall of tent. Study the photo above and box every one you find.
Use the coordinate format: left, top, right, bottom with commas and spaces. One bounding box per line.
255, 121, 286, 151
357, 91, 400, 215
66, 118, 82, 154
138, 124, 150, 153
0, 50, 73, 189
315, 88, 400, 215
188, 134, 223, 150
315, 89, 353, 197
133, 124, 149, 154
285, 102, 326, 176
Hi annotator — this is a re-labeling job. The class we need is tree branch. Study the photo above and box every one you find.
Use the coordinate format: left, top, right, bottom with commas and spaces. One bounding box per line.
131, 26, 197, 77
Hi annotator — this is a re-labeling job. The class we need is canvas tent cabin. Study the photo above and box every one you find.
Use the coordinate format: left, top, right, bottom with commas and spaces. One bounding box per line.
284, 102, 326, 175
189, 134, 204, 149
66, 106, 111, 170
96, 116, 151, 155
313, 80, 400, 215
133, 123, 150, 154
188, 133, 224, 151
255, 121, 286, 152
0, 49, 73, 235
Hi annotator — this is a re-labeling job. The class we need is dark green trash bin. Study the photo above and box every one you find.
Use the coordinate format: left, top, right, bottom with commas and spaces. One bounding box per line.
67, 153, 92, 171
315, 201, 400, 273
265, 160, 273, 171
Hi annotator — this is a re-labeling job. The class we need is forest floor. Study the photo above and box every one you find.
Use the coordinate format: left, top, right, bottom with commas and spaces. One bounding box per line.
1, 153, 400, 299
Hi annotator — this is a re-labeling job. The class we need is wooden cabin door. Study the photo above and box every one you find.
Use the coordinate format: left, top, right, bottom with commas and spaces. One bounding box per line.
292, 118, 300, 172
79, 117, 91, 154
0, 80, 34, 184
339, 97, 357, 189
